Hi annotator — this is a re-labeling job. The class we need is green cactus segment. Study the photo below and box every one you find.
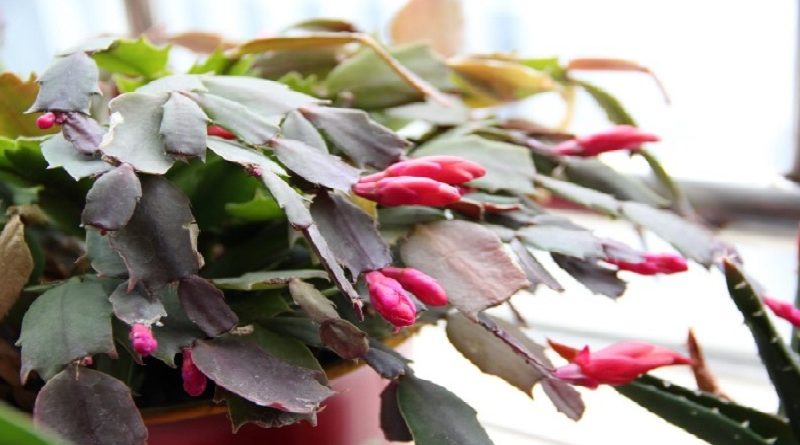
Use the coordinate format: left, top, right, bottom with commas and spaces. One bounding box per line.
635, 375, 796, 445
616, 377, 781, 445
725, 260, 800, 441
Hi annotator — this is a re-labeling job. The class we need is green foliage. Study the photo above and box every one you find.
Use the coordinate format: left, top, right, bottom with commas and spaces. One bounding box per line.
92, 37, 170, 79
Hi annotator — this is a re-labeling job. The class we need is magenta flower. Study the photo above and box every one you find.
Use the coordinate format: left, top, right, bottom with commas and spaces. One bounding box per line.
353, 176, 462, 207
181, 348, 208, 397
361, 156, 486, 185
365, 271, 417, 327
36, 112, 57, 130
380, 267, 448, 306
605, 252, 688, 275
553, 341, 692, 388
129, 323, 158, 357
763, 297, 800, 327
553, 125, 660, 157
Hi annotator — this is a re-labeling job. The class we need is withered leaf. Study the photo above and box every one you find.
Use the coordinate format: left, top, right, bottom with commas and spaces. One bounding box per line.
0, 214, 34, 321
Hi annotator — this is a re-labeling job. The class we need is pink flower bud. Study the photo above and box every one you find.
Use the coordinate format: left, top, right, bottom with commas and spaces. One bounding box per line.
605, 252, 688, 275
380, 267, 448, 306
129, 323, 158, 357
553, 341, 691, 388
763, 297, 800, 327
365, 271, 417, 327
207, 125, 236, 140
181, 348, 207, 397
353, 177, 462, 207
36, 112, 57, 130
553, 125, 659, 157
364, 156, 486, 185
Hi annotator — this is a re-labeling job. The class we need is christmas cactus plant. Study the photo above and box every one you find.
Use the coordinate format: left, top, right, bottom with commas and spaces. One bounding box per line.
0, 9, 798, 445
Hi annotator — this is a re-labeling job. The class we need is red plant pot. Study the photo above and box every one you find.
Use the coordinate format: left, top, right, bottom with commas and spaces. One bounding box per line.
144, 338, 412, 445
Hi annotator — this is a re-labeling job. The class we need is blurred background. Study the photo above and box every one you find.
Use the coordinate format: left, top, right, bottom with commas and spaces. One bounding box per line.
1, 1, 797, 443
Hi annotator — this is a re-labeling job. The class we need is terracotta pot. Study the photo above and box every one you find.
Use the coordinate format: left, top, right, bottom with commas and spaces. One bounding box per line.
144, 337, 412, 445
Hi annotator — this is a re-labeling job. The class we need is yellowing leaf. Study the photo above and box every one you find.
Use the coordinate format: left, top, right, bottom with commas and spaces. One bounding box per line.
567, 58, 670, 103
0, 73, 57, 138
390, 0, 464, 57
0, 214, 33, 321
237, 34, 361, 54
449, 57, 557, 107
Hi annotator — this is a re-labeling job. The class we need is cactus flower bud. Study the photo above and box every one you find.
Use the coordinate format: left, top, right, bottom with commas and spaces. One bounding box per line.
605, 252, 688, 275
553, 125, 660, 157
552, 341, 692, 388
207, 125, 237, 140
362, 156, 487, 185
380, 267, 448, 306
353, 176, 462, 207
129, 323, 158, 357
36, 112, 57, 130
181, 348, 207, 397
365, 271, 417, 327
763, 297, 800, 327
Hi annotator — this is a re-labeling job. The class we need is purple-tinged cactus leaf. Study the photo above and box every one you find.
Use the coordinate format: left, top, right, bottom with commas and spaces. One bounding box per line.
201, 76, 319, 117
100, 92, 175, 174
319, 319, 368, 359
282, 110, 327, 152
33, 365, 147, 445
85, 229, 128, 278
288, 279, 338, 322
152, 285, 204, 367
206, 137, 286, 175
534, 174, 620, 215
302, 225, 363, 317
400, 220, 528, 316
81, 164, 141, 232
380, 382, 413, 442
271, 138, 360, 191
191, 335, 334, 413
475, 313, 584, 421
310, 190, 391, 277
261, 169, 313, 228
41, 133, 112, 180
137, 74, 207, 95
109, 281, 166, 326
446, 312, 547, 396
363, 339, 409, 379
216, 388, 317, 433
108, 176, 200, 293
61, 112, 105, 155
509, 238, 563, 291
195, 93, 279, 145
28, 52, 100, 114
551, 253, 626, 299
178, 275, 238, 337
160, 92, 208, 160
517, 225, 605, 260
213, 269, 328, 291
300, 106, 409, 169
17, 277, 116, 382
397, 374, 494, 445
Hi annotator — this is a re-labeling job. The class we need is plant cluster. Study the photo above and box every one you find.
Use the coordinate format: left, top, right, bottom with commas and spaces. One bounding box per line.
0, 14, 797, 445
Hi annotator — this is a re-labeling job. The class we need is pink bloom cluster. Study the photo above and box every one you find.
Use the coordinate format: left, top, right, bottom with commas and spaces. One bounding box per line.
763, 297, 800, 327
366, 267, 448, 328
353, 156, 486, 207
207, 125, 237, 140
181, 348, 207, 397
605, 252, 688, 275
553, 125, 659, 157
550, 340, 692, 388
129, 323, 158, 357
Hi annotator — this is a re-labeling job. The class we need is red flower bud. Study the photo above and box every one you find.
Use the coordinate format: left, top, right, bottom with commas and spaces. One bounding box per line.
763, 297, 800, 327
36, 112, 57, 130
353, 177, 462, 207
365, 271, 417, 327
554, 341, 691, 388
181, 348, 207, 397
380, 267, 448, 306
363, 156, 486, 185
207, 125, 237, 140
129, 323, 158, 357
553, 125, 660, 157
605, 252, 688, 275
